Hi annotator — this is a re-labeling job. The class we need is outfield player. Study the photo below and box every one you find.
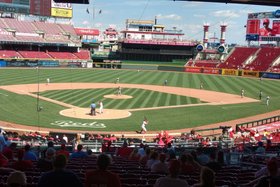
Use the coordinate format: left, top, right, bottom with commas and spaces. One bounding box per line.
266, 96, 270, 106
46, 78, 50, 85
200, 81, 204, 89
115, 77, 120, 84
241, 89, 244, 98
164, 79, 167, 86
259, 90, 263, 100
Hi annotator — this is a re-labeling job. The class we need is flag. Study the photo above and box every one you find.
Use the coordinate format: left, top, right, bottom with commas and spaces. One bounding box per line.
86, 8, 89, 14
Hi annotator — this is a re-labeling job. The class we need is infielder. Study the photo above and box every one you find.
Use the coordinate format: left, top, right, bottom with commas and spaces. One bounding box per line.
99, 101, 103, 114
117, 86, 122, 95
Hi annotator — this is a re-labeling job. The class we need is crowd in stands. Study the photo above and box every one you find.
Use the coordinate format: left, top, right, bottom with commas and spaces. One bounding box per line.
0, 126, 280, 186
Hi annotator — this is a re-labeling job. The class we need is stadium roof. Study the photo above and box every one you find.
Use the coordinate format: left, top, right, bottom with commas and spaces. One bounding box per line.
173, 0, 280, 7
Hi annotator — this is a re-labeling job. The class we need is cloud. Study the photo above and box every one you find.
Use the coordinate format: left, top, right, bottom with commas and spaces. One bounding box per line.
94, 23, 102, 28
213, 10, 240, 18
82, 20, 89, 25
156, 14, 181, 20
183, 2, 203, 7
194, 14, 206, 18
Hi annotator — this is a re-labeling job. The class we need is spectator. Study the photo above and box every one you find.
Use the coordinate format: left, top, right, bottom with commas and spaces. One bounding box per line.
85, 154, 121, 187
38, 154, 83, 187
151, 153, 168, 173
37, 147, 56, 171
245, 157, 280, 187
193, 166, 215, 187
0, 152, 8, 167
2, 142, 17, 160
56, 144, 70, 159
12, 149, 33, 171
255, 141, 266, 154
206, 152, 222, 172
70, 144, 88, 159
41, 141, 54, 159
23, 144, 37, 161
154, 159, 189, 187
180, 154, 201, 174
129, 148, 140, 161
116, 141, 133, 158
196, 148, 209, 165
139, 147, 151, 166
0, 129, 7, 152
7, 171, 27, 187
146, 151, 160, 169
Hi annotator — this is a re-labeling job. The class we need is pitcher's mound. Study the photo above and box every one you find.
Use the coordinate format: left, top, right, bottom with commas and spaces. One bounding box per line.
60, 107, 131, 119
104, 94, 133, 99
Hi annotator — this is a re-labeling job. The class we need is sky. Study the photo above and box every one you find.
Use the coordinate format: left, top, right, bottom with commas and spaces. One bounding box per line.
72, 0, 278, 45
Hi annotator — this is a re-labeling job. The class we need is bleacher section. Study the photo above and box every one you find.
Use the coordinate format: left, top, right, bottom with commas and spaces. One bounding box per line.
0, 18, 80, 45
0, 50, 90, 61
48, 51, 79, 60
193, 60, 219, 68
245, 47, 280, 71
18, 51, 51, 59
218, 47, 258, 69
73, 50, 90, 60
0, 50, 22, 58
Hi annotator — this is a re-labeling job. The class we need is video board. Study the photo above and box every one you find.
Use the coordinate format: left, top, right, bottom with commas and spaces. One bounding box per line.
0, 0, 72, 18
246, 10, 280, 41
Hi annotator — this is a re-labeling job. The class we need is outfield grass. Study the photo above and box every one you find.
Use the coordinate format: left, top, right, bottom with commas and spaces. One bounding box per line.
0, 68, 279, 132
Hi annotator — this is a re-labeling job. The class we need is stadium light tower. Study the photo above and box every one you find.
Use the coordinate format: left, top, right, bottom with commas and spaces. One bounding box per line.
203, 23, 210, 48
220, 24, 227, 45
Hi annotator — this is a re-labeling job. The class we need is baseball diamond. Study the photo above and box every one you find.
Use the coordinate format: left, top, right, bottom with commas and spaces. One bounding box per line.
0, 68, 279, 135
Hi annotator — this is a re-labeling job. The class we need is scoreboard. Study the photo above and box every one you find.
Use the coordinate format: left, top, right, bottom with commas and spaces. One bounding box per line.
246, 10, 280, 42
0, 0, 72, 18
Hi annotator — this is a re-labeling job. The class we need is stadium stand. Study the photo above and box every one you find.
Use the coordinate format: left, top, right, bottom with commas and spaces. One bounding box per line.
18, 51, 51, 59
73, 50, 91, 60
245, 47, 280, 71
193, 60, 220, 68
218, 47, 259, 69
48, 51, 80, 60
0, 50, 22, 59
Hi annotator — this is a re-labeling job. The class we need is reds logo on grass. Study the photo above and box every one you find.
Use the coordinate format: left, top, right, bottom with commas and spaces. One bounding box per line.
50, 120, 106, 128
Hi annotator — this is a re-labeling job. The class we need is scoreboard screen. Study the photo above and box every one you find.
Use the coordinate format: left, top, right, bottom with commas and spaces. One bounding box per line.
246, 10, 280, 41
0, 0, 72, 18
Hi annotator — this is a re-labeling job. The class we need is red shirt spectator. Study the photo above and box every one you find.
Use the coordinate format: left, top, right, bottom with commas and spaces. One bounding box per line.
85, 154, 121, 187
56, 144, 70, 159
12, 149, 33, 171
2, 143, 17, 160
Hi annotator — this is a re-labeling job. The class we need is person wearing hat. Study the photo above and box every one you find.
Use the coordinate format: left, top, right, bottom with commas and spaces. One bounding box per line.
259, 18, 274, 36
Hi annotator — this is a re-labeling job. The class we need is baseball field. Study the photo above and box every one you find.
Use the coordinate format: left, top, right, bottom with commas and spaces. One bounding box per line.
0, 68, 279, 134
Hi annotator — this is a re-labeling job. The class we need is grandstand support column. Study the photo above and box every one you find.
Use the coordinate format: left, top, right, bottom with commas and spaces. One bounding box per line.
203, 24, 210, 48
220, 24, 227, 45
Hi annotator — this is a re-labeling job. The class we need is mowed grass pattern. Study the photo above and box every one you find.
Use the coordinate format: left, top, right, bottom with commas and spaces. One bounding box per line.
39, 88, 201, 109
0, 68, 279, 100
0, 68, 279, 131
